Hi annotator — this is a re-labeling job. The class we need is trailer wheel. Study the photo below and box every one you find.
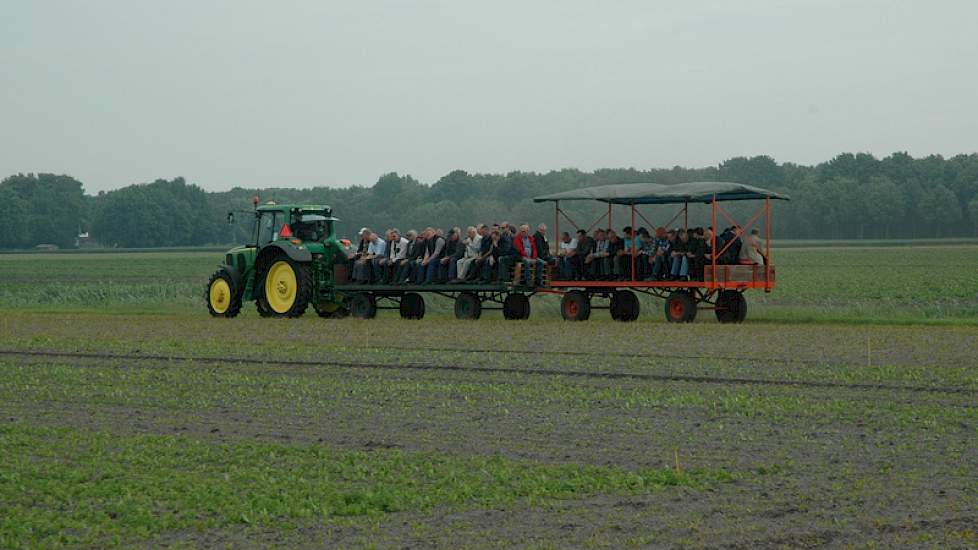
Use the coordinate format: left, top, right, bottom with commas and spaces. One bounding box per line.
610, 290, 639, 322
664, 291, 697, 323
503, 293, 530, 320
454, 292, 482, 320
715, 290, 747, 324
399, 293, 425, 320
560, 290, 591, 321
349, 293, 377, 319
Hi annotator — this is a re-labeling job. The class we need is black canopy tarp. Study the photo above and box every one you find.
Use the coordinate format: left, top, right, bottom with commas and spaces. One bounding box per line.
532, 181, 790, 205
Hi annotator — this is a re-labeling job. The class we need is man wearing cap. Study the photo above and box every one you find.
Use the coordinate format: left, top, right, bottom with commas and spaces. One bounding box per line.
353, 230, 385, 283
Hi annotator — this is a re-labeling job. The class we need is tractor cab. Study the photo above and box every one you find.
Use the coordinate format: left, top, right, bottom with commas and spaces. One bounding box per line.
252, 204, 337, 247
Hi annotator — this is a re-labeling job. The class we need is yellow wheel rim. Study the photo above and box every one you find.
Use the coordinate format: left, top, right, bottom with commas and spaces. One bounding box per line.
265, 261, 297, 314
209, 278, 231, 314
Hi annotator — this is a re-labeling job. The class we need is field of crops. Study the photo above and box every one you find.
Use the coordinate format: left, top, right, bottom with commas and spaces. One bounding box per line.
1, 246, 976, 548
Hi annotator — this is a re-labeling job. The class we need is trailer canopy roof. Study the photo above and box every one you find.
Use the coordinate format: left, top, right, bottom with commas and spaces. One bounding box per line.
532, 181, 790, 205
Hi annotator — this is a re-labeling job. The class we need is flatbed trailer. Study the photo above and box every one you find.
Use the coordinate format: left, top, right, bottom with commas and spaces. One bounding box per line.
331, 181, 788, 323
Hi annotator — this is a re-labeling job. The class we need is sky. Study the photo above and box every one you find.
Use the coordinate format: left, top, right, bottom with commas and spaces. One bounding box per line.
1, 0, 976, 193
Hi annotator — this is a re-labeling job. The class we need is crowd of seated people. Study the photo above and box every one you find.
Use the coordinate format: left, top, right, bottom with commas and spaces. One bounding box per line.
556, 225, 766, 282
347, 222, 765, 285
347, 222, 554, 286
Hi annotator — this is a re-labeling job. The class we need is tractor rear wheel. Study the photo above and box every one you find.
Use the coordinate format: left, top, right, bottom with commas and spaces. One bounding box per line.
454, 292, 482, 320
560, 290, 591, 321
715, 290, 747, 324
206, 270, 242, 318
503, 293, 530, 320
257, 255, 312, 318
400, 293, 425, 319
611, 290, 639, 322
664, 291, 697, 323
349, 293, 377, 319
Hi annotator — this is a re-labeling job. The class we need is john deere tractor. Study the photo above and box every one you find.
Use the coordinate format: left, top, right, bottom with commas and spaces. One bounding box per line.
206, 203, 347, 318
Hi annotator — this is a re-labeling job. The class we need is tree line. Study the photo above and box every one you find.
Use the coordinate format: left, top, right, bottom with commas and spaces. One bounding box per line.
2, 151, 978, 250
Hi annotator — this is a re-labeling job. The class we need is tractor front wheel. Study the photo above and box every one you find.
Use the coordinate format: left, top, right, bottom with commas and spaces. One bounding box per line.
257, 255, 312, 318
206, 270, 242, 318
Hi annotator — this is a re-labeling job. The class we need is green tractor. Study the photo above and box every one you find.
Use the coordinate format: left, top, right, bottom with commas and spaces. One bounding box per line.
206, 202, 348, 318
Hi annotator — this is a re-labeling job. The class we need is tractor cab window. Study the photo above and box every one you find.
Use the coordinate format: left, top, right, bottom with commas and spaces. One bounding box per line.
256, 212, 285, 246
294, 214, 329, 242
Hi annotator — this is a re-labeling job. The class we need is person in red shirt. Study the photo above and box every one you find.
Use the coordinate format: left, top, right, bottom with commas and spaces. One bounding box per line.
514, 224, 546, 287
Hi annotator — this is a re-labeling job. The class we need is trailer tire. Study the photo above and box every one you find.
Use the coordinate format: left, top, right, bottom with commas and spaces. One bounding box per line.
350, 293, 377, 319
454, 292, 482, 320
399, 293, 425, 319
715, 290, 747, 324
610, 290, 639, 322
560, 290, 591, 321
503, 293, 530, 320
665, 291, 697, 323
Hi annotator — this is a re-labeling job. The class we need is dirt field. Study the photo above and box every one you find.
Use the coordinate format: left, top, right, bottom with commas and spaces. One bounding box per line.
1, 312, 976, 548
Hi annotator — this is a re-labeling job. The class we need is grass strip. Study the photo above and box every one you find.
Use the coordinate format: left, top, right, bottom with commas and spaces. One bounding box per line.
0, 423, 736, 548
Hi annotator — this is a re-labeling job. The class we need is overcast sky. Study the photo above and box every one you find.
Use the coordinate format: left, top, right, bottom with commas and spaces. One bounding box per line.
2, 0, 976, 193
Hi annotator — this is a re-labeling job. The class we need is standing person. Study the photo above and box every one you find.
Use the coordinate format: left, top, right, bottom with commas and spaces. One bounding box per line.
738, 228, 766, 265
454, 226, 483, 282
514, 224, 547, 287
556, 231, 577, 279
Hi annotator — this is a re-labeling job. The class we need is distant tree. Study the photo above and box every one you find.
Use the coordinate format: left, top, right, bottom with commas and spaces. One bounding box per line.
0, 173, 86, 248
969, 198, 978, 237
862, 176, 906, 238
918, 184, 961, 237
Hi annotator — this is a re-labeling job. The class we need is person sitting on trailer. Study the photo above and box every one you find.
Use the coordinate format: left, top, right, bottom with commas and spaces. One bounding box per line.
719, 227, 740, 264
440, 227, 464, 282
572, 228, 593, 280
479, 230, 503, 282
497, 223, 519, 282
353, 230, 386, 283
533, 224, 556, 269
669, 228, 691, 280
605, 229, 623, 279
648, 227, 672, 280
514, 224, 547, 287
635, 228, 655, 279
689, 227, 709, 281
374, 228, 408, 284
453, 226, 483, 282
556, 231, 577, 279
393, 230, 420, 283
417, 228, 446, 284
738, 228, 766, 265
469, 224, 496, 282
616, 226, 635, 279
585, 228, 610, 279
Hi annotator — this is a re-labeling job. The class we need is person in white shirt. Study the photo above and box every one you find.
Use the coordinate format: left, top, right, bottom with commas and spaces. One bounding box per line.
557, 231, 577, 279
354, 230, 386, 283
738, 228, 766, 265
373, 229, 408, 283
454, 226, 484, 282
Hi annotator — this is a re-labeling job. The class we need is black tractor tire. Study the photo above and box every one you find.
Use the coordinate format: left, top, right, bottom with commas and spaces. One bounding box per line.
560, 290, 591, 321
664, 290, 697, 323
611, 290, 640, 322
399, 293, 426, 320
503, 293, 531, 320
205, 269, 242, 318
315, 299, 349, 319
715, 290, 747, 324
454, 292, 482, 320
255, 253, 312, 318
349, 293, 377, 319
